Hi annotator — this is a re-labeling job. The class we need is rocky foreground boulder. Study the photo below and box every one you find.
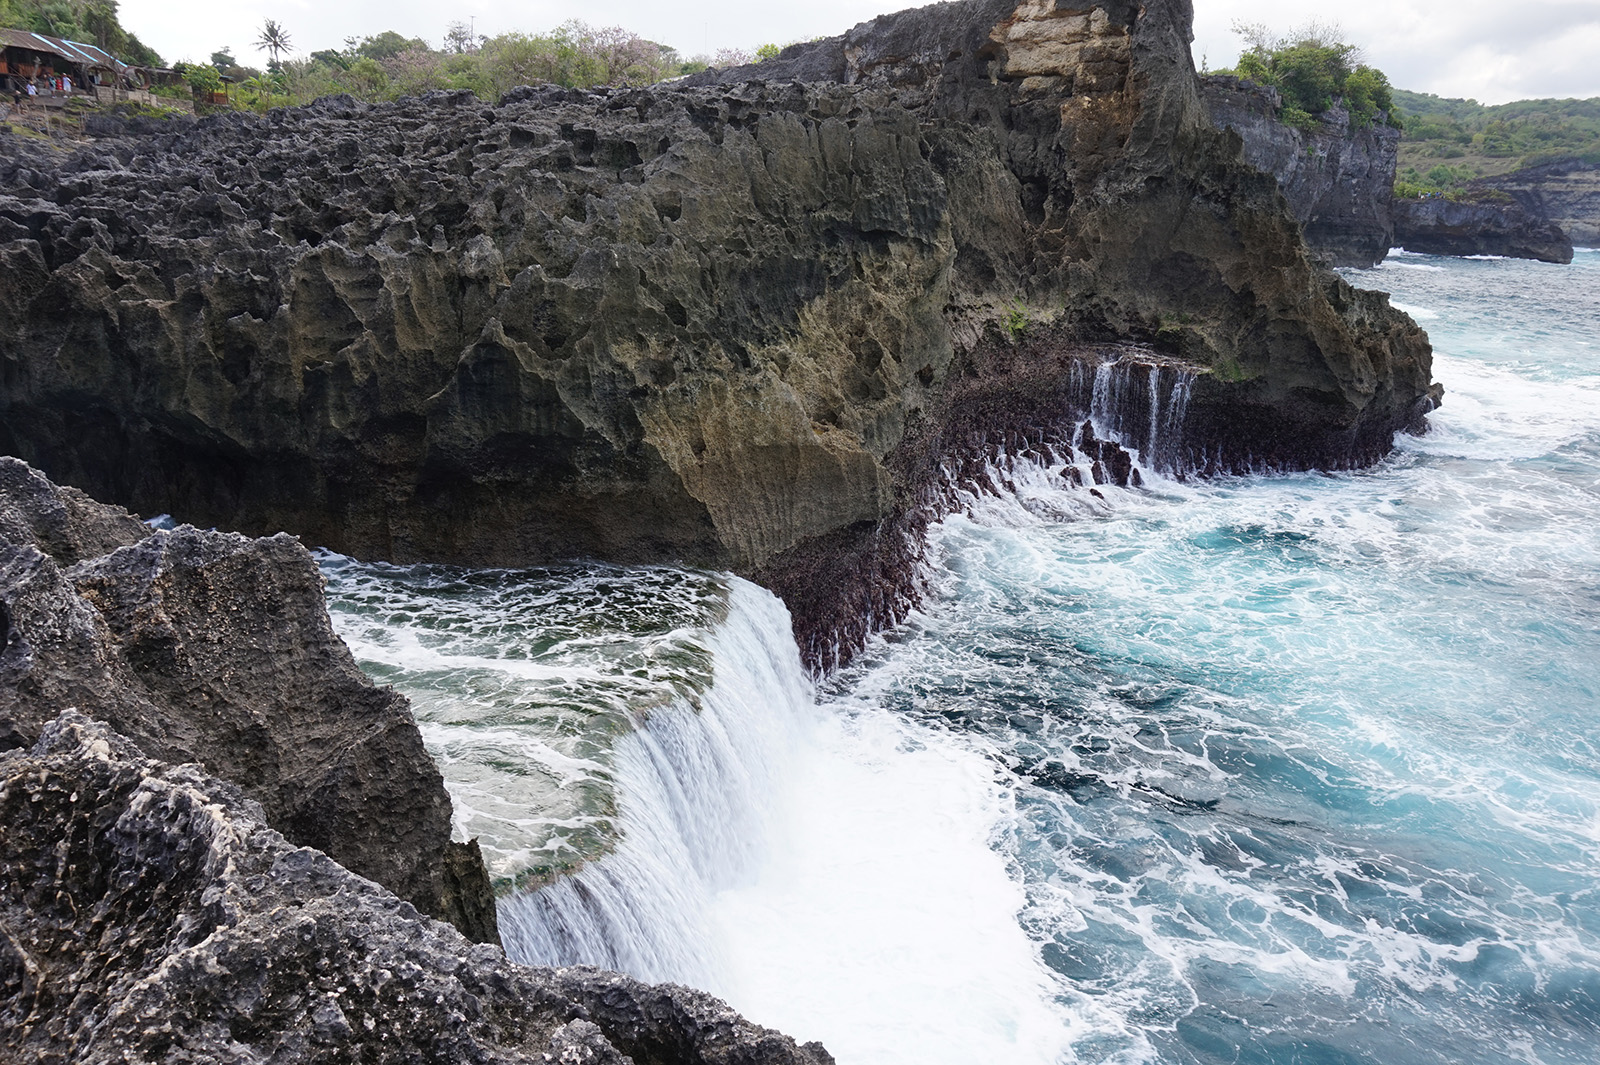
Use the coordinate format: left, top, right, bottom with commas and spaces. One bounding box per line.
0, 712, 833, 1064
0, 458, 831, 1062
0, 456, 497, 944
0, 0, 1437, 663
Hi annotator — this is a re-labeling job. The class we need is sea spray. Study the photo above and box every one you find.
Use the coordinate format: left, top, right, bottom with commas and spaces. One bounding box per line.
323, 251, 1600, 1065
495, 580, 815, 987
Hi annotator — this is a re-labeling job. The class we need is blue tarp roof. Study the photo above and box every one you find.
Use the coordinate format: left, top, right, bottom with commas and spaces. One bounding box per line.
0, 28, 129, 71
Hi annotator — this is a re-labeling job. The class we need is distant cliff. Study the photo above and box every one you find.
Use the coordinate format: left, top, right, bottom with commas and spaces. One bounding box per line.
1392, 193, 1574, 263
1201, 74, 1399, 267
1474, 157, 1600, 247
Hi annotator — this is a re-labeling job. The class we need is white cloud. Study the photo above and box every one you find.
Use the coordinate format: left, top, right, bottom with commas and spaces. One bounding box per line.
118, 0, 1600, 104
1193, 0, 1600, 103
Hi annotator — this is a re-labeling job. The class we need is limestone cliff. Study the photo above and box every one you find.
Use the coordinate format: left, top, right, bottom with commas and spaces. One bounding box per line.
1474, 157, 1600, 248
1392, 194, 1574, 263
1200, 74, 1399, 268
0, 0, 1436, 665
0, 457, 498, 944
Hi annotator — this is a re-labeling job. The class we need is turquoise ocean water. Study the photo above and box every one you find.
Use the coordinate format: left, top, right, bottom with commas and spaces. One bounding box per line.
325, 248, 1600, 1064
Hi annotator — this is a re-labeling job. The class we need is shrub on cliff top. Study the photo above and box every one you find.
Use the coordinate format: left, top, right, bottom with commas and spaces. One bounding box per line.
280, 18, 703, 105
1218, 21, 1399, 130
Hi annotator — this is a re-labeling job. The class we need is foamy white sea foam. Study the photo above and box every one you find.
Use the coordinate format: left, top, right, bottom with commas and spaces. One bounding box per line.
323, 248, 1600, 1065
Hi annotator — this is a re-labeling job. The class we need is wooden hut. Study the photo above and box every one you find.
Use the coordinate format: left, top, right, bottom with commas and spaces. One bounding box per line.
1, 28, 131, 99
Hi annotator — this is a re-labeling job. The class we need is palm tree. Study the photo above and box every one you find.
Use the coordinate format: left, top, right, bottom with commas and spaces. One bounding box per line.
256, 19, 292, 71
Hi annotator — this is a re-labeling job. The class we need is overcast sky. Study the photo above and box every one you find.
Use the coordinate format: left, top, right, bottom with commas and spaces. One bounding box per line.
119, 0, 1600, 105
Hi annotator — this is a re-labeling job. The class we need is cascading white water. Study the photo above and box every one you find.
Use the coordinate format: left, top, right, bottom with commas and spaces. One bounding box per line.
324, 561, 1083, 1063
496, 580, 817, 988
320, 250, 1600, 1065
944, 353, 1199, 525
1084, 353, 1198, 475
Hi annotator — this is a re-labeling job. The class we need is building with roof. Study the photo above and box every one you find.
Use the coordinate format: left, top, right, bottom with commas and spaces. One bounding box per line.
1, 27, 135, 97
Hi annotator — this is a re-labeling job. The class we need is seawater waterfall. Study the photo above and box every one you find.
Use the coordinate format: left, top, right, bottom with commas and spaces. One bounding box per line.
930, 350, 1201, 524
326, 248, 1600, 1065
320, 347, 1205, 996
495, 581, 817, 987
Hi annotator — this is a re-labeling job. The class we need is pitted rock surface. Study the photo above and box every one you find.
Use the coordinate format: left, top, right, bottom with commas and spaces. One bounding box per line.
0, 0, 1436, 662
0, 712, 833, 1065
0, 457, 496, 943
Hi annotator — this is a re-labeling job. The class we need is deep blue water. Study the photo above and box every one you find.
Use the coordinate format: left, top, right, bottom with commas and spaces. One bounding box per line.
326, 248, 1600, 1064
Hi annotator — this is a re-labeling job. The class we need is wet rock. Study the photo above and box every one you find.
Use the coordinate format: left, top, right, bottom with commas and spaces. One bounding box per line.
0, 711, 833, 1065
1071, 419, 1136, 487
0, 458, 497, 944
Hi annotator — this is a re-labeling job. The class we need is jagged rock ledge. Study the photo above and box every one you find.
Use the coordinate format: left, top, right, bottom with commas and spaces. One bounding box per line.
1, 456, 498, 943
0, 0, 1437, 669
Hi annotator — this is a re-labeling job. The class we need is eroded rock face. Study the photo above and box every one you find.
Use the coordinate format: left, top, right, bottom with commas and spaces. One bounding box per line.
0, 457, 496, 943
0, 711, 833, 1065
1475, 157, 1600, 248
1392, 195, 1574, 263
1200, 75, 1400, 268
0, 0, 1436, 663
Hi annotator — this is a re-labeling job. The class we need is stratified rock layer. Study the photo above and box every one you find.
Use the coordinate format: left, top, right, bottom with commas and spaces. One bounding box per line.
1200, 74, 1400, 268
0, 711, 834, 1065
1475, 157, 1600, 247
1392, 195, 1574, 263
0, 0, 1436, 662
0, 457, 496, 943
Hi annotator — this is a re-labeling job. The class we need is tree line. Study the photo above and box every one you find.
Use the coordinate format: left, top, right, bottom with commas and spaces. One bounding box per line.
0, 0, 161, 65
1392, 87, 1600, 196
185, 19, 783, 113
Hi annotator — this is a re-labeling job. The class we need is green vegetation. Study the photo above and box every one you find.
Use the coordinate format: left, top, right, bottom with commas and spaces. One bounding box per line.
1002, 298, 1030, 339
271, 19, 714, 105
4, 3, 795, 119
0, 0, 161, 65
1391, 88, 1600, 195
1213, 22, 1399, 132
179, 61, 220, 96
